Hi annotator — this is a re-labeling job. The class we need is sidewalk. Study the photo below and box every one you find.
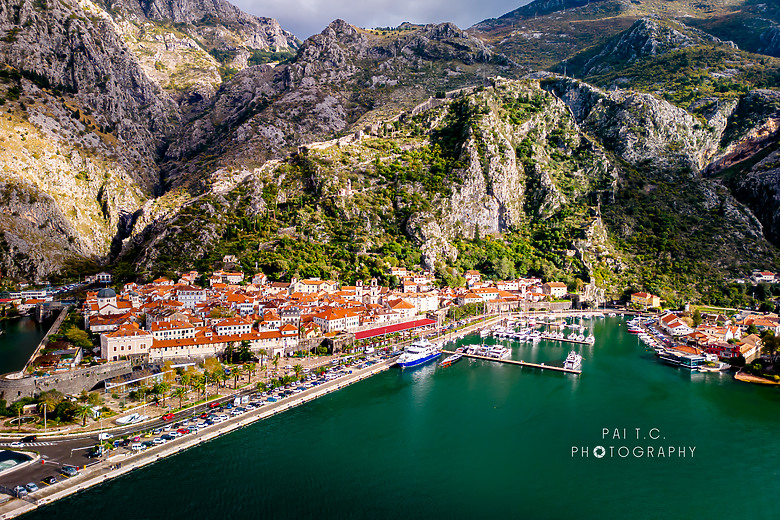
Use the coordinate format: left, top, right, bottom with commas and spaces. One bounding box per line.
0, 356, 396, 520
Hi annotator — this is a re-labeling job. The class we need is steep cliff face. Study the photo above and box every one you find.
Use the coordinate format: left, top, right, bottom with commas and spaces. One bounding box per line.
114, 0, 297, 50
731, 148, 780, 244
162, 19, 515, 189
576, 18, 732, 77
0, 0, 184, 279
100, 0, 297, 115
546, 77, 722, 174
125, 80, 623, 287
0, 0, 305, 280
1, 0, 779, 294
0, 0, 180, 189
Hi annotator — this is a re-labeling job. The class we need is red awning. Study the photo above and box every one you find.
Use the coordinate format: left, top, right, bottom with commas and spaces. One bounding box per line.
354, 318, 436, 340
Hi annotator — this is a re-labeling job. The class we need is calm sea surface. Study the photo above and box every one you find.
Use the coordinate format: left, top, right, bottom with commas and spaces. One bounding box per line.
23, 317, 780, 519
0, 317, 48, 375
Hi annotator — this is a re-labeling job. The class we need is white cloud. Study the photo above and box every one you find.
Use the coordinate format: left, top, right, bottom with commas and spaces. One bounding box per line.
233, 0, 527, 40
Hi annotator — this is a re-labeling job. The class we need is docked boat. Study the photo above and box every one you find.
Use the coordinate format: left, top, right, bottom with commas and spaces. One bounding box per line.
397, 338, 441, 368
487, 346, 511, 359
563, 351, 582, 371
439, 353, 463, 367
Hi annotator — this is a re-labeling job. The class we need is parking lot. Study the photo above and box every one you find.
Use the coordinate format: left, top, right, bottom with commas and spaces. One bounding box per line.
0, 352, 398, 504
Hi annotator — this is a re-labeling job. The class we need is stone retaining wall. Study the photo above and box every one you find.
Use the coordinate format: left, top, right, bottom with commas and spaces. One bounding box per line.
0, 362, 132, 401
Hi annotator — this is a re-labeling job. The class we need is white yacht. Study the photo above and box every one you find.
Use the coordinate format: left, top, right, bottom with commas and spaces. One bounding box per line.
563, 351, 583, 371
397, 338, 441, 368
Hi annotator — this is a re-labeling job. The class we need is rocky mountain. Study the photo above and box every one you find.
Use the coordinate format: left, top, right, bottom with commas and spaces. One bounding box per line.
157, 19, 515, 189
100, 0, 299, 115
0, 0, 779, 306
118, 76, 778, 304
0, 0, 180, 280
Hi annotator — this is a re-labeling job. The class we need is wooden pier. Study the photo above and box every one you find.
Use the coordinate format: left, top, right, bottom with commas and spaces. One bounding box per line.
441, 350, 581, 374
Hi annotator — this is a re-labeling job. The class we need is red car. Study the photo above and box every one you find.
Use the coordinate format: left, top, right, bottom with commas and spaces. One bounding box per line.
162, 413, 175, 421
208, 402, 221, 409
199, 413, 209, 419
177, 428, 190, 435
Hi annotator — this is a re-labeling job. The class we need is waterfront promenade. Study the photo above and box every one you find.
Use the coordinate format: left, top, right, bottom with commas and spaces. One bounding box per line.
0, 357, 397, 519
0, 309, 610, 517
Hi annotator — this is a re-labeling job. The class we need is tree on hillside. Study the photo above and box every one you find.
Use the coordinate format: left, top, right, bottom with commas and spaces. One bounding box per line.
692, 309, 702, 327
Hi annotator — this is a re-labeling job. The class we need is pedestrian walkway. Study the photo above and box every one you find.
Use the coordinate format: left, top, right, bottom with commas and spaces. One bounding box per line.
0, 443, 54, 447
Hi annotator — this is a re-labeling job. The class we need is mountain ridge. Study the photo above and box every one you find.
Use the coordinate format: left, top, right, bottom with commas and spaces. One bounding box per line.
0, 0, 778, 306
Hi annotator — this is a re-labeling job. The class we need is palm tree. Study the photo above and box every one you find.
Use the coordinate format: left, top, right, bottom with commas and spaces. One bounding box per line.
293, 364, 303, 380
75, 404, 93, 427
150, 383, 164, 404
193, 377, 206, 400
171, 387, 187, 409
214, 370, 227, 391
272, 354, 280, 374
180, 373, 191, 393
246, 363, 256, 383
153, 382, 171, 407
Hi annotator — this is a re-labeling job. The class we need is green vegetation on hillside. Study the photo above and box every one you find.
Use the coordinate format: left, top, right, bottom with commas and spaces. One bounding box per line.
579, 45, 780, 107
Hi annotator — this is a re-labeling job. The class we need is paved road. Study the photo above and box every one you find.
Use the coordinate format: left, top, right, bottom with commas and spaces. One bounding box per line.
0, 355, 400, 493
0, 385, 263, 489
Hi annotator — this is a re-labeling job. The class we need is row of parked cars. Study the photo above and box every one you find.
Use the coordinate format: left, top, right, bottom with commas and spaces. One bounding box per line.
118, 402, 269, 452
12, 466, 77, 498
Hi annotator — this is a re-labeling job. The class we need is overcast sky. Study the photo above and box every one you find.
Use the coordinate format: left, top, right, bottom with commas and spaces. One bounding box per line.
233, 0, 527, 40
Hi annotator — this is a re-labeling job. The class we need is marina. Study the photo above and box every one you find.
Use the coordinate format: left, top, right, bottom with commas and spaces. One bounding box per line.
5, 316, 777, 520
440, 350, 581, 374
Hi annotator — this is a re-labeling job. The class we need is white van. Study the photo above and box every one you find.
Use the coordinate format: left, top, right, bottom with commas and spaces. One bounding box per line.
98, 433, 113, 441
130, 443, 144, 451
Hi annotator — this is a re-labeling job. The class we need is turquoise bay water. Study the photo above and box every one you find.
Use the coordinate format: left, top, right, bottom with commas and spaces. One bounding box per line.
0, 317, 48, 375
25, 318, 780, 519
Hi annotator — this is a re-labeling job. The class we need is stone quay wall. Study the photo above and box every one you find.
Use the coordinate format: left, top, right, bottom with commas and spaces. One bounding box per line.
0, 362, 132, 401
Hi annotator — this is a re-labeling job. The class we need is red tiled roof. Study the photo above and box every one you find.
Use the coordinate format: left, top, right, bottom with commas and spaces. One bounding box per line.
354, 318, 436, 340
